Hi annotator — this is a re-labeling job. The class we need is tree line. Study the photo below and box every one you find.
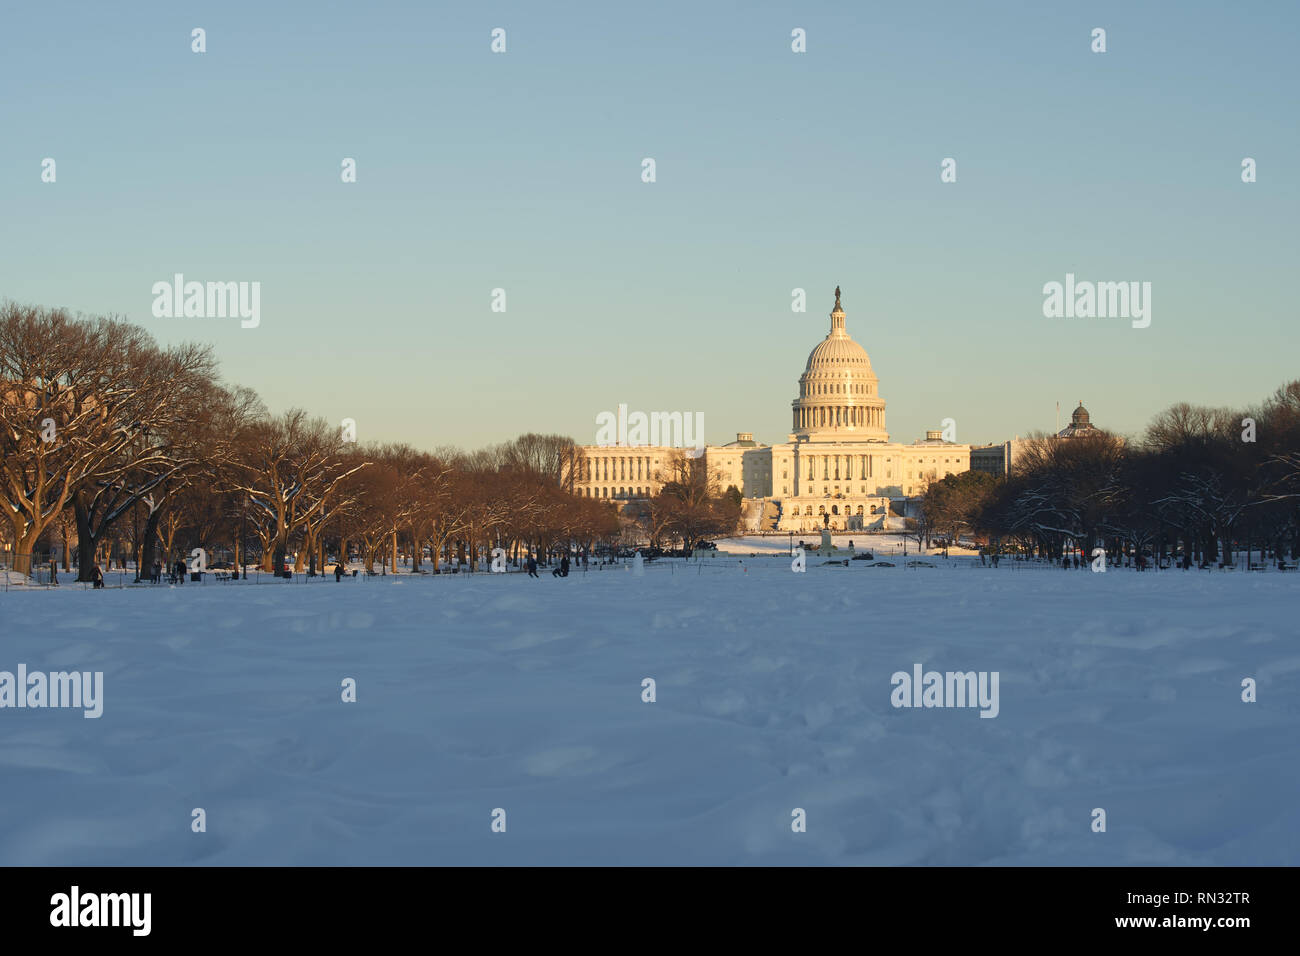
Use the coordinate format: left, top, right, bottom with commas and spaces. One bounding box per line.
1, 303, 741, 581
921, 384, 1300, 567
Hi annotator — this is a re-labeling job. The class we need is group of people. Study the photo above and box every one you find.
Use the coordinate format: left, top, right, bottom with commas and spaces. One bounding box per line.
45, 561, 109, 588
142, 559, 189, 584
523, 554, 572, 578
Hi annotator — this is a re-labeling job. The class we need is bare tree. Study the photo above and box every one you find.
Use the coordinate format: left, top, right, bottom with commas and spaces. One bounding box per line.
0, 304, 213, 575
225, 409, 369, 575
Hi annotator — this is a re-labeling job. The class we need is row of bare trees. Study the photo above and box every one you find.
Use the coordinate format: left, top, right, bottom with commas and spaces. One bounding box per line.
921, 382, 1300, 566
2, 303, 631, 580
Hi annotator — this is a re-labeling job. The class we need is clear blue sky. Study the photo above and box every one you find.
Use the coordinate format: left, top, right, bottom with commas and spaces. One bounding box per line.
2, 1, 1295, 450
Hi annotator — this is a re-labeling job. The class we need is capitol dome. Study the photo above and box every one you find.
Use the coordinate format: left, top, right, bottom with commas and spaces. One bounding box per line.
791, 287, 888, 442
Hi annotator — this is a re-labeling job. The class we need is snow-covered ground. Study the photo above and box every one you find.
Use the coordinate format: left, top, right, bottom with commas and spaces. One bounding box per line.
0, 556, 1296, 865
714, 532, 981, 557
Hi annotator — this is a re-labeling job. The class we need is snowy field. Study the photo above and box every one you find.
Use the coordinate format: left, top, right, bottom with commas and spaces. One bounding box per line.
715, 532, 981, 557
0, 556, 1297, 866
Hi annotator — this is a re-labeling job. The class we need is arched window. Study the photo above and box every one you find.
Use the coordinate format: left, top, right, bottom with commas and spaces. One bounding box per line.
856, 505, 864, 516
832, 506, 839, 515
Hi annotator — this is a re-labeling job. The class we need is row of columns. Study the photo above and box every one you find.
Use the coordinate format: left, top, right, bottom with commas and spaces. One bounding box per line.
795, 405, 883, 430
585, 487, 649, 499
584, 456, 652, 482
798, 454, 877, 483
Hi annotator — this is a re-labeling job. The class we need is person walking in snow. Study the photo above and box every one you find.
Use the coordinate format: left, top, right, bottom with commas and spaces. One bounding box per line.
91, 563, 105, 589
551, 555, 570, 578
526, 554, 539, 578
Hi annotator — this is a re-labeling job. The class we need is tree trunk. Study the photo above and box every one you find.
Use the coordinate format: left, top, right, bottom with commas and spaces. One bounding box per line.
271, 522, 289, 576
74, 496, 99, 582
8, 513, 40, 576
138, 508, 163, 582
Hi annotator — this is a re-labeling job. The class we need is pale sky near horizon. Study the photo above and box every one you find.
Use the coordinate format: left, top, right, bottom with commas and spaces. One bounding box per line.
2, 1, 1296, 451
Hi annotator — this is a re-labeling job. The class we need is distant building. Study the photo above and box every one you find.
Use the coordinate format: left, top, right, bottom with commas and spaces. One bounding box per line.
970, 402, 1104, 477
1057, 401, 1097, 439
570, 288, 971, 531
971, 439, 1030, 476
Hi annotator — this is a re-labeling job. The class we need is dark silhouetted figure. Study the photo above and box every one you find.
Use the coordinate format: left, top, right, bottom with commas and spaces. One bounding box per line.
527, 555, 539, 578
91, 563, 105, 589
552, 556, 570, 578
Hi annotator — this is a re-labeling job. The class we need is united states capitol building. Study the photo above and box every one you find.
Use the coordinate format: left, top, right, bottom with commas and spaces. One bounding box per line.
571, 288, 972, 532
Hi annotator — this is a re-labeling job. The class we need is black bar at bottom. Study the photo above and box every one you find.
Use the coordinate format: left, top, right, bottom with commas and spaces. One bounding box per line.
0, 866, 1279, 942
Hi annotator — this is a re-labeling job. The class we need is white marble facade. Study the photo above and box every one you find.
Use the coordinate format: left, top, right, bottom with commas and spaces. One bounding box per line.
572, 289, 970, 531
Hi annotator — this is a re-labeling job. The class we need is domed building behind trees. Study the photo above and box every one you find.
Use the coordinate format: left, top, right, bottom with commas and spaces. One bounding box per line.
970, 401, 1112, 477
1058, 401, 1097, 438
570, 288, 972, 533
